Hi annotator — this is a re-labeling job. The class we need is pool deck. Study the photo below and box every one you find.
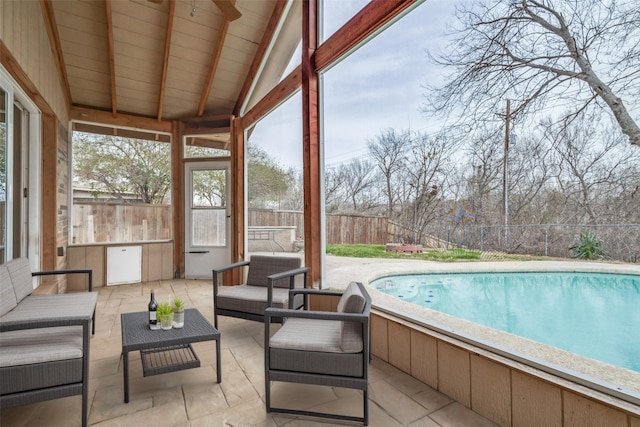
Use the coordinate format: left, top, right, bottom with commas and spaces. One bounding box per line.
325, 256, 640, 397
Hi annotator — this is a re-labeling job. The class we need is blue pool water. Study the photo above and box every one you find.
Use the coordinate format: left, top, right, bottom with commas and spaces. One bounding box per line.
370, 272, 640, 372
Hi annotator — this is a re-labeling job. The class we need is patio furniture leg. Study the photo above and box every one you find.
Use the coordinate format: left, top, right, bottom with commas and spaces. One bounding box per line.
216, 338, 222, 383
123, 349, 129, 403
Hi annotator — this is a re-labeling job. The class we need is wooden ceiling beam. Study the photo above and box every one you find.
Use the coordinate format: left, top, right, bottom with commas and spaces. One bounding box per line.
157, 0, 176, 121
233, 0, 288, 117
39, 0, 72, 111
105, 0, 118, 117
197, 17, 231, 116
70, 106, 173, 133
315, 0, 419, 71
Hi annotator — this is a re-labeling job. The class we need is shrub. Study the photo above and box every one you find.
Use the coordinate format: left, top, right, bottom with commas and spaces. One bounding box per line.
569, 231, 607, 260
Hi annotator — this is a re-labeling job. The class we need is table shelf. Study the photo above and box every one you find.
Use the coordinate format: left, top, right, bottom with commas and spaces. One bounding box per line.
140, 344, 200, 377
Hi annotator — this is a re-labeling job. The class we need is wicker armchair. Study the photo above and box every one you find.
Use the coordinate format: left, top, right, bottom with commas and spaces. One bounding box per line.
212, 255, 308, 328
264, 281, 371, 425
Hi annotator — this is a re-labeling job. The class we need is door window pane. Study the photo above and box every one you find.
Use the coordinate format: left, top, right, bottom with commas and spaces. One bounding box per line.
191, 209, 226, 246
191, 169, 226, 207
191, 169, 227, 246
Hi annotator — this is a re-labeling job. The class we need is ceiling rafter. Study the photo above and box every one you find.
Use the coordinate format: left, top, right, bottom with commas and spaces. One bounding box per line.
157, 0, 176, 121
197, 15, 231, 116
47, 0, 299, 129
105, 0, 118, 117
39, 0, 72, 110
70, 105, 172, 133
233, 0, 288, 117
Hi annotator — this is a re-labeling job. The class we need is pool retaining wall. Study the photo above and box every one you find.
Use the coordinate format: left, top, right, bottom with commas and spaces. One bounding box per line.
371, 308, 640, 427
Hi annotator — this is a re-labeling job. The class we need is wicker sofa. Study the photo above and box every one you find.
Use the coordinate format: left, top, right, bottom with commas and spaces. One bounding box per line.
0, 258, 98, 427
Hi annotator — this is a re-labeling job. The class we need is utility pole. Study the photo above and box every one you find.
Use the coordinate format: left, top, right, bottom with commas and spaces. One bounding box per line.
503, 99, 510, 243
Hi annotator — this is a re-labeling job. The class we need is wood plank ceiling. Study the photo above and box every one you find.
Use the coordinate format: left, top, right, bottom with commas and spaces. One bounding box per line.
46, 0, 300, 139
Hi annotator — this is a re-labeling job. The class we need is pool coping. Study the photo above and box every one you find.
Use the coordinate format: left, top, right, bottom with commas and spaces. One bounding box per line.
325, 257, 640, 409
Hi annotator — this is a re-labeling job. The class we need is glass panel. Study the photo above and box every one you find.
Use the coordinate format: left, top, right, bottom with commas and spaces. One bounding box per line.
184, 135, 230, 159
245, 92, 304, 252
246, 93, 302, 210
191, 169, 226, 208
0, 89, 6, 263
191, 169, 227, 246
321, 0, 370, 42
191, 208, 226, 246
71, 131, 172, 243
321, 2, 454, 275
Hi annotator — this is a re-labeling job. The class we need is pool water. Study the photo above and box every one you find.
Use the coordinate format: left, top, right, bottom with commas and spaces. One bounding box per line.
370, 272, 640, 372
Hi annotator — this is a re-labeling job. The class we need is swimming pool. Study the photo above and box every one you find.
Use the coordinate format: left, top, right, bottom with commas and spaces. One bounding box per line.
370, 272, 640, 373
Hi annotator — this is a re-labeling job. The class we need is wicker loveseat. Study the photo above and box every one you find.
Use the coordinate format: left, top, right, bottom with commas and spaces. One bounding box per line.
0, 258, 98, 427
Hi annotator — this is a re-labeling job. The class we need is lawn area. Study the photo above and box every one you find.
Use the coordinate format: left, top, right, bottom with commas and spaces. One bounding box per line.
325, 244, 531, 262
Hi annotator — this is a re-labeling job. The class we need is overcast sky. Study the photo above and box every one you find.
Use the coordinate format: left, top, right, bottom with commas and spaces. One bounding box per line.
248, 0, 461, 169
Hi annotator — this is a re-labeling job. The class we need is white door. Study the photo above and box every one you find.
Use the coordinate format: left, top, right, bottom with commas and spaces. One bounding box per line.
184, 161, 231, 278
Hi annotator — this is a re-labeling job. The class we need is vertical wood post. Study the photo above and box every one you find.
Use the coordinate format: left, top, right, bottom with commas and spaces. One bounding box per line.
228, 115, 245, 285
41, 113, 58, 272
171, 120, 184, 277
302, 0, 322, 287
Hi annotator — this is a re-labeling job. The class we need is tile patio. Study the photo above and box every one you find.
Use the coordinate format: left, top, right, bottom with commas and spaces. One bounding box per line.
1, 276, 499, 427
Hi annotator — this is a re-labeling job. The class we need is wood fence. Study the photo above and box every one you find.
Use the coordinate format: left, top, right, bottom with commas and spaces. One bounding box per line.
249, 209, 399, 245
72, 203, 172, 243
72, 205, 399, 246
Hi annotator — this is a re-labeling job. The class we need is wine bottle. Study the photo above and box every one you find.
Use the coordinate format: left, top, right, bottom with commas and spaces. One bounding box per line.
149, 289, 160, 330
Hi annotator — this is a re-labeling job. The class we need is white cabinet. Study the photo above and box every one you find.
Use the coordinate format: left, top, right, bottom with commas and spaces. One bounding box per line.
107, 246, 142, 285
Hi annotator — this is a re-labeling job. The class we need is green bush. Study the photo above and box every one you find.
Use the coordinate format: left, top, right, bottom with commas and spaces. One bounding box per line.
569, 231, 607, 260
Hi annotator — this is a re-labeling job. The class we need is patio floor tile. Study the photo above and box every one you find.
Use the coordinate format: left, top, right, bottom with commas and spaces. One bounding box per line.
1, 278, 499, 427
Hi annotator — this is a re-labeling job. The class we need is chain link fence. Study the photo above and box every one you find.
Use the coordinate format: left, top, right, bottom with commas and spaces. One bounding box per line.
425, 223, 640, 263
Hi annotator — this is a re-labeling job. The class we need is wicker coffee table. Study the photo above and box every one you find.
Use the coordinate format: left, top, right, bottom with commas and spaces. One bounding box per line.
120, 308, 221, 403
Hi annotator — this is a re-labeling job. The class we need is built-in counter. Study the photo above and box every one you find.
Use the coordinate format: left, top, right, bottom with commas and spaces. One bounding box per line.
67, 240, 174, 289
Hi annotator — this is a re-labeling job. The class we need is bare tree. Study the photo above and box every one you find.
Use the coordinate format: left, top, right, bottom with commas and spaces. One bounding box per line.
424, 0, 640, 146
397, 132, 453, 244
543, 113, 639, 223
337, 159, 379, 211
367, 128, 409, 215
324, 166, 346, 212
461, 128, 504, 224
281, 168, 304, 211
507, 127, 554, 221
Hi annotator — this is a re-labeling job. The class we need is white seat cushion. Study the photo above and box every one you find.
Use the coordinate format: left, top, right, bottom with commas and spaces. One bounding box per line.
270, 318, 351, 353
0, 326, 83, 367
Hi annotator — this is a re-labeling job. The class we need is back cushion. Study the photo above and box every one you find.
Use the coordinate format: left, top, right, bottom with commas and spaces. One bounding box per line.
337, 282, 367, 352
337, 282, 366, 314
0, 264, 18, 316
246, 255, 301, 288
6, 258, 34, 303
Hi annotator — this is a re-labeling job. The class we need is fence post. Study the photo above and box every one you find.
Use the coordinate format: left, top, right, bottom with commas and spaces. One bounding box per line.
545, 225, 549, 257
